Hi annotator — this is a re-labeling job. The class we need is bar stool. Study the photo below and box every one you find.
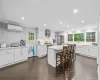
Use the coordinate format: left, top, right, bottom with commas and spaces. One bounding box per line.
71, 44, 76, 60
66, 45, 72, 68
56, 46, 67, 70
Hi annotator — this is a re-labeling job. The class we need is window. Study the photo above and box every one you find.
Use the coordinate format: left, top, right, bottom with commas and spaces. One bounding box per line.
86, 32, 95, 42
68, 34, 73, 41
74, 33, 84, 41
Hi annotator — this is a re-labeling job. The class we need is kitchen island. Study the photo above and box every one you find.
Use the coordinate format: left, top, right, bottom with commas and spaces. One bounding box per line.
47, 45, 63, 67
48, 44, 98, 67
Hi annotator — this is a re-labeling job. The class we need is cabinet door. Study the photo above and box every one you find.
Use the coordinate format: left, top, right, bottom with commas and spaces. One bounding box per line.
14, 52, 22, 62
88, 46, 98, 58
14, 49, 22, 62
0, 52, 7, 67
7, 49, 14, 64
0, 50, 14, 67
76, 46, 88, 55
22, 48, 28, 60
5, 53, 14, 64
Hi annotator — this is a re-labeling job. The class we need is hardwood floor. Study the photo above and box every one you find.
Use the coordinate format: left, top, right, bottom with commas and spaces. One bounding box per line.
0, 55, 98, 80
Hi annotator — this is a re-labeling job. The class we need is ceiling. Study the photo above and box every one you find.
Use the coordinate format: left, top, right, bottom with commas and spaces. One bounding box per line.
0, 0, 99, 31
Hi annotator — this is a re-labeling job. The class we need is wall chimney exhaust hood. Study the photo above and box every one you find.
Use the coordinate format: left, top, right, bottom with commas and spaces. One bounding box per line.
8, 25, 23, 32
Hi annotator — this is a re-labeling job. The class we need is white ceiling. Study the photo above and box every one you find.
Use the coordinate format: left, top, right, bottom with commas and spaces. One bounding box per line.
0, 0, 99, 31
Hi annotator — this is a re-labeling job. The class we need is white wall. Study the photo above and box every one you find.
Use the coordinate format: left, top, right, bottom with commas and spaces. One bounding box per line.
0, 22, 37, 45
0, 22, 26, 44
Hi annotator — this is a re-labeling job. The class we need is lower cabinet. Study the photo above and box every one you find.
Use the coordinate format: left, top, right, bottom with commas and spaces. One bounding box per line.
21, 48, 28, 60
38, 45, 47, 58
0, 52, 14, 67
0, 47, 28, 68
14, 51, 22, 62
14, 48, 28, 62
0, 53, 8, 67
76, 45, 98, 58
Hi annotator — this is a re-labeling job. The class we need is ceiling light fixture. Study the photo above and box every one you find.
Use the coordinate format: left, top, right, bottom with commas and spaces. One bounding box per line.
21, 16, 24, 20
81, 20, 84, 24
44, 24, 47, 26
60, 21, 63, 24
67, 25, 69, 28
73, 9, 78, 14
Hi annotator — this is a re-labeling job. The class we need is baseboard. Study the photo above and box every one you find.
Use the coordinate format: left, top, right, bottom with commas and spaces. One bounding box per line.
76, 53, 97, 59
38, 54, 47, 58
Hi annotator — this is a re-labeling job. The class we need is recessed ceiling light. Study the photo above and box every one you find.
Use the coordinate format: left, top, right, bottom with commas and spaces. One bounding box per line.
67, 25, 69, 28
60, 21, 63, 24
81, 20, 84, 23
73, 9, 78, 14
21, 16, 24, 20
44, 24, 47, 26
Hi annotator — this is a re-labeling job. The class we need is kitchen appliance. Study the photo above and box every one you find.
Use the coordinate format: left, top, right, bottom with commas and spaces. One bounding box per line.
10, 43, 19, 47
0, 44, 7, 48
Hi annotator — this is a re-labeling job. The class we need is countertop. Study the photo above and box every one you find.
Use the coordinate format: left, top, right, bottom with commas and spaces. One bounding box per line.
48, 45, 63, 50
48, 44, 98, 50
0, 46, 28, 50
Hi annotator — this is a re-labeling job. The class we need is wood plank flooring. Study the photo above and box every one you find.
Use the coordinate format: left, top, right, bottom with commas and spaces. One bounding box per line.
0, 55, 98, 80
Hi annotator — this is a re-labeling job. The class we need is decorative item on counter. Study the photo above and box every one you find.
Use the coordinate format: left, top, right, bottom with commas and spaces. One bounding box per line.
44, 40, 49, 44
20, 40, 26, 46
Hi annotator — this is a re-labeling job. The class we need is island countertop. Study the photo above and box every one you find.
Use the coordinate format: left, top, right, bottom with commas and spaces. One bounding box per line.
48, 45, 63, 50
48, 44, 97, 50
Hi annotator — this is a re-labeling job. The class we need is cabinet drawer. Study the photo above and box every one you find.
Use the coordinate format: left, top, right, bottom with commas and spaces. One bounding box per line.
14, 48, 21, 52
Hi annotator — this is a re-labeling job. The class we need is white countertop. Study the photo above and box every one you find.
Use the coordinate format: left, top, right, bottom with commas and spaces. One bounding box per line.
48, 45, 63, 50
48, 44, 98, 50
0, 46, 28, 50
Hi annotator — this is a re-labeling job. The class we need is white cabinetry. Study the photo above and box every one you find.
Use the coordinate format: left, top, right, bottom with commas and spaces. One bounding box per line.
14, 48, 22, 62
0, 49, 14, 67
76, 45, 98, 58
38, 45, 47, 58
0, 47, 28, 68
76, 46, 88, 55
88, 46, 98, 58
21, 48, 28, 60
0, 52, 7, 67
14, 48, 28, 63
7, 49, 14, 64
